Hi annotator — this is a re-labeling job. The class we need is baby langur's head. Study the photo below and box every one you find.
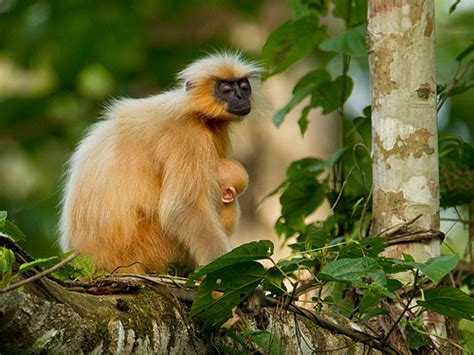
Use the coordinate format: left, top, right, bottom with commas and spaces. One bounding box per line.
178, 52, 266, 120
218, 159, 249, 204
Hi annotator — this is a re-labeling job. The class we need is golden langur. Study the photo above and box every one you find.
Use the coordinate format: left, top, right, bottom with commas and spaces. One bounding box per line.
60, 52, 268, 274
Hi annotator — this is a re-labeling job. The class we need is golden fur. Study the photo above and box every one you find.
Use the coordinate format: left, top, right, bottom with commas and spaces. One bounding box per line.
60, 52, 267, 273
218, 159, 249, 236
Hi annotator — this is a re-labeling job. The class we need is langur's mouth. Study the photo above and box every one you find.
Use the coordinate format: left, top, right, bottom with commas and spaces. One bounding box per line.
228, 106, 251, 116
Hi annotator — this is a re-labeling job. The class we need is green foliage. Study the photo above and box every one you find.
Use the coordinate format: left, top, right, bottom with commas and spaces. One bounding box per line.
439, 136, 474, 207
0, 219, 97, 287
272, 69, 331, 127
0, 247, 15, 287
449, 0, 462, 15
404, 319, 431, 350
187, 240, 273, 284
319, 25, 366, 56
333, 0, 367, 26
418, 286, 474, 321
319, 257, 386, 287
53, 254, 97, 280
18, 255, 60, 274
255, 1, 474, 350
189, 241, 272, 329
461, 330, 474, 353
261, 15, 326, 77
382, 255, 460, 283
242, 330, 284, 355
0, 211, 26, 241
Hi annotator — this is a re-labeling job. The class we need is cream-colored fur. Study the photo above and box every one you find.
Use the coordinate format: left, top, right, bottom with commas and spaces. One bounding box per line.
59, 52, 267, 274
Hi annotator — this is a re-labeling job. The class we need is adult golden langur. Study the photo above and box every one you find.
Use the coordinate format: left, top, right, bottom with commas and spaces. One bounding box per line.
60, 52, 268, 274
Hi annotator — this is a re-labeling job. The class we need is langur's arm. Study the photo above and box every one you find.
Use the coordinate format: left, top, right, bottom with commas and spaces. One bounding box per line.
158, 136, 232, 265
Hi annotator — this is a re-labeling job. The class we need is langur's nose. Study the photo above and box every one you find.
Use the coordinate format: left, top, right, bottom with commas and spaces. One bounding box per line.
234, 85, 243, 99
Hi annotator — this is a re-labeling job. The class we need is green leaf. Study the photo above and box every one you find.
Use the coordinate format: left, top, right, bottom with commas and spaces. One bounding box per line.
275, 149, 346, 238
0, 212, 27, 241
286, 148, 346, 179
339, 237, 386, 258
449, 0, 462, 15
187, 240, 274, 284
352, 105, 371, 146
297, 104, 312, 134
287, 0, 311, 19
310, 75, 353, 114
461, 330, 474, 353
385, 254, 460, 282
320, 25, 367, 56
18, 256, 60, 274
243, 330, 284, 355
280, 178, 326, 226
262, 266, 287, 296
0, 247, 15, 287
262, 15, 326, 76
190, 261, 265, 329
273, 85, 312, 127
362, 307, 389, 321
417, 286, 474, 320
439, 138, 474, 207
406, 322, 430, 350
333, 0, 368, 26
319, 257, 386, 287
302, 218, 335, 250
416, 254, 460, 282
0, 219, 27, 241
273, 69, 331, 127
53, 254, 96, 280
276, 257, 314, 274
359, 289, 384, 314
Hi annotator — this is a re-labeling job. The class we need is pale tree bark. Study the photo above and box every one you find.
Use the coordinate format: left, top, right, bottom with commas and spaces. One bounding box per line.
368, 0, 439, 263
367, 0, 452, 348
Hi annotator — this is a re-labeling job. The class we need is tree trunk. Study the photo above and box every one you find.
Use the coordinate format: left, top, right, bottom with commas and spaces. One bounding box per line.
367, 0, 452, 347
368, 0, 439, 263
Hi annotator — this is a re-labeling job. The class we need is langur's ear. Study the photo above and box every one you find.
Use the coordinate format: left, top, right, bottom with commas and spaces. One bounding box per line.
222, 187, 236, 204
185, 81, 195, 92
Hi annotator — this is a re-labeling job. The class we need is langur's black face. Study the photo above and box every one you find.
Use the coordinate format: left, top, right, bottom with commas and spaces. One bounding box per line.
215, 78, 252, 116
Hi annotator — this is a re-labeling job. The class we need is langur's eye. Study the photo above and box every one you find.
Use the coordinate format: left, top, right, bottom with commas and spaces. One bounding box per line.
239, 78, 252, 93
239, 79, 250, 92
219, 82, 233, 93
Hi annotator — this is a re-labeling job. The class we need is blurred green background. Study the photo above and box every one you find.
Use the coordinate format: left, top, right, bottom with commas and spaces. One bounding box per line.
0, 0, 472, 258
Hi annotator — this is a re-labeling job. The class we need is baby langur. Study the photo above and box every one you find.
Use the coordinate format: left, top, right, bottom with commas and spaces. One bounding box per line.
218, 159, 249, 236
60, 52, 268, 274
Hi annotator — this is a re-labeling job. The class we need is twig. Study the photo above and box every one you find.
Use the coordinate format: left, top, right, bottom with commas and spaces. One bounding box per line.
377, 213, 423, 237
111, 261, 147, 274
0, 251, 79, 293
441, 218, 471, 225
358, 189, 372, 240
437, 59, 473, 112
381, 270, 419, 346
385, 230, 445, 245
330, 164, 357, 211
97, 273, 196, 302
264, 296, 398, 355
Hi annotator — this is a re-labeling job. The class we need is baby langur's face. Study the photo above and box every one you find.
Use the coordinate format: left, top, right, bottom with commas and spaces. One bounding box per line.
215, 77, 252, 116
